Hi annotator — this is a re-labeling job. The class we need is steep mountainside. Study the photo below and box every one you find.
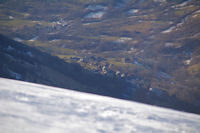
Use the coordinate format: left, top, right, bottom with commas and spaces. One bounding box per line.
0, 78, 200, 133
0, 0, 200, 113
0, 34, 127, 98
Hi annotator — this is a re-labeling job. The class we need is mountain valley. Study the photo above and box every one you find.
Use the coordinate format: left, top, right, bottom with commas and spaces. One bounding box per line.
0, 0, 200, 113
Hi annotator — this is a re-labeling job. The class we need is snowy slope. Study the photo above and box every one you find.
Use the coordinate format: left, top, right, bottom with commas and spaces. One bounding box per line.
0, 78, 200, 133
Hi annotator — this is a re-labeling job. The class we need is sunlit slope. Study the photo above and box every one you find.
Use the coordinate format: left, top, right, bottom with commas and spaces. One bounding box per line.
0, 77, 200, 133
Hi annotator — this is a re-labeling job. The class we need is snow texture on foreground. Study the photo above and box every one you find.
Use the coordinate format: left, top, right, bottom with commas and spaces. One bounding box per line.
0, 78, 200, 133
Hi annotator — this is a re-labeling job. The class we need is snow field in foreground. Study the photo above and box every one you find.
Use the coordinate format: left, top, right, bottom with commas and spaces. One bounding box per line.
0, 78, 200, 133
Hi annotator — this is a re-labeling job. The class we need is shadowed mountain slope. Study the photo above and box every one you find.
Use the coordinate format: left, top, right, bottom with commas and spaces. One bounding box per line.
0, 34, 127, 98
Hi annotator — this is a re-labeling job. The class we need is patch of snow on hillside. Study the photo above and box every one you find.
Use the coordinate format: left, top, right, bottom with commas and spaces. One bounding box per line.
179, 0, 191, 7
192, 14, 198, 18
162, 14, 191, 34
115, 37, 132, 43
14, 37, 23, 42
172, 0, 191, 8
49, 39, 61, 42
85, 11, 105, 19
0, 78, 200, 133
8, 16, 14, 19
82, 22, 99, 26
162, 26, 176, 33
164, 42, 174, 47
86, 5, 107, 11
184, 59, 192, 65
192, 10, 200, 18
153, 0, 166, 3
178, 15, 190, 27
193, 32, 200, 37
128, 9, 139, 15
194, 10, 200, 14
29, 36, 38, 42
